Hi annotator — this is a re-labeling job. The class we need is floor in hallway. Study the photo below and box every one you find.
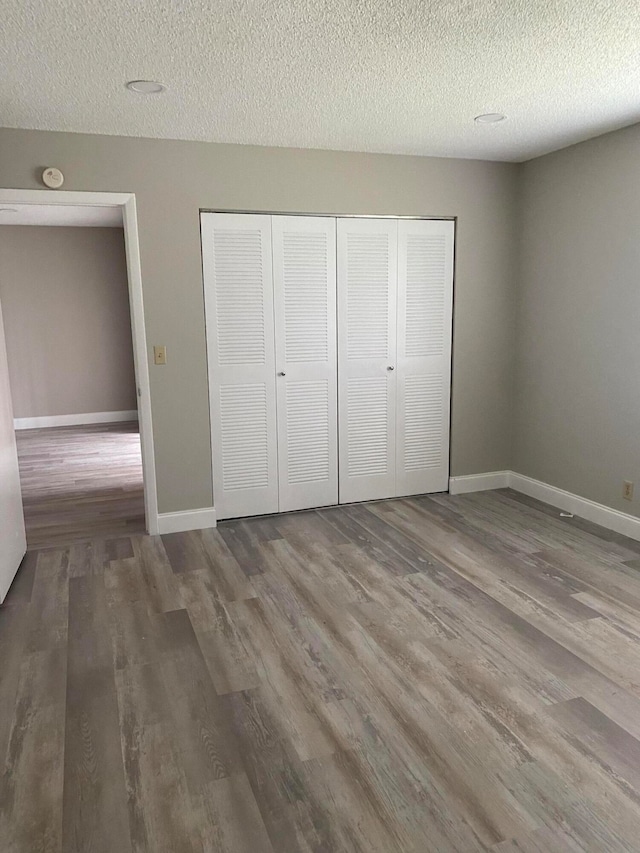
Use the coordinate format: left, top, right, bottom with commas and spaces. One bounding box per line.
15, 421, 145, 548
2, 489, 640, 850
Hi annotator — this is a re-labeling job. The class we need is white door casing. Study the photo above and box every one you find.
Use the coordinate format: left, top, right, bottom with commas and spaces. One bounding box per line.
0, 297, 26, 603
337, 218, 398, 504
202, 213, 279, 520
272, 216, 338, 511
0, 188, 158, 535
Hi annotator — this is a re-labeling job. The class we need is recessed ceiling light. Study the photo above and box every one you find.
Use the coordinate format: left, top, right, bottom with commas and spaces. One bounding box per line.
474, 113, 506, 124
126, 80, 166, 95
0, 208, 17, 213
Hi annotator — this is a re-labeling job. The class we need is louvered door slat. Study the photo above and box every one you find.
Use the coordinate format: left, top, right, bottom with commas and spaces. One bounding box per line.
396, 219, 454, 496
337, 218, 397, 504
273, 216, 338, 511
201, 213, 278, 519
346, 377, 389, 477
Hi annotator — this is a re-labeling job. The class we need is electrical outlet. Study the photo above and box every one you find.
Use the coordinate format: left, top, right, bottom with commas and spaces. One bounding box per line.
623, 481, 634, 501
153, 345, 167, 365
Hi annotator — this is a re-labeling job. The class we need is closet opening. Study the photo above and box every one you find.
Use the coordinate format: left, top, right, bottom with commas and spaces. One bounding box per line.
201, 211, 455, 522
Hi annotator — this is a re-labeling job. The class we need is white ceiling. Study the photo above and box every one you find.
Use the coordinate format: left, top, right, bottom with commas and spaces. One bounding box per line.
0, 204, 123, 228
2, 0, 640, 162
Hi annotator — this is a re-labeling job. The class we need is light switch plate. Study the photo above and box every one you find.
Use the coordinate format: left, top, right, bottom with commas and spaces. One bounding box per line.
153, 345, 167, 365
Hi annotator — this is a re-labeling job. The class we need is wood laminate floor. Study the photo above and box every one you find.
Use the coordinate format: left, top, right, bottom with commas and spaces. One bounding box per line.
3, 490, 640, 851
15, 422, 145, 548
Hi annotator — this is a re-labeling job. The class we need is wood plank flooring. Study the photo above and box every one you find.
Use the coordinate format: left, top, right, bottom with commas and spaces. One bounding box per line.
3, 489, 640, 850
15, 422, 145, 548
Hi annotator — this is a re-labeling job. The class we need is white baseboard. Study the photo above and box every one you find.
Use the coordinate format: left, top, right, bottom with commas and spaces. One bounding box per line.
508, 472, 640, 542
449, 471, 510, 494
449, 470, 640, 542
14, 410, 139, 429
157, 507, 217, 535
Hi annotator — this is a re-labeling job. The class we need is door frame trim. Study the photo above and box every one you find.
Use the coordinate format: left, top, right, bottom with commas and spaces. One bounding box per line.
0, 188, 159, 535
201, 209, 456, 221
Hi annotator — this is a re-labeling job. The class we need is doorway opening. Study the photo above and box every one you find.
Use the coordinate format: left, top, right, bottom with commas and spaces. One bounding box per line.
0, 190, 158, 549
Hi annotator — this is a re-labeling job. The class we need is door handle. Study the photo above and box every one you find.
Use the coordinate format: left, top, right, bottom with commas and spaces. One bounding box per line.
387, 366, 395, 371
278, 371, 286, 376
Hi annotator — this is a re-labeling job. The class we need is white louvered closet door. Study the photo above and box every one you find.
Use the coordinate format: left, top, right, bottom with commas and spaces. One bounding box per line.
337, 218, 398, 503
272, 216, 338, 512
201, 213, 279, 520
396, 219, 454, 496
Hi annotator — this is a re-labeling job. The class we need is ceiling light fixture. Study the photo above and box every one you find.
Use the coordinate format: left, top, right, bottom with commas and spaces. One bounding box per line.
126, 80, 166, 95
474, 113, 506, 124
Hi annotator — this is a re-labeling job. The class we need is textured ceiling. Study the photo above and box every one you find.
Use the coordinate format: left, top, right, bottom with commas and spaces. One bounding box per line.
2, 0, 640, 161
0, 205, 122, 227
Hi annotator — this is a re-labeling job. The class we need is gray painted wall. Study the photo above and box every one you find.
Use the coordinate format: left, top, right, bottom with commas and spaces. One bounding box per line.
515, 122, 640, 518
0, 128, 519, 514
0, 226, 137, 419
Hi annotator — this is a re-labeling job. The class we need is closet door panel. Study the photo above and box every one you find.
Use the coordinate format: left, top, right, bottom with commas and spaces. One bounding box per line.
272, 216, 338, 511
396, 219, 454, 496
201, 213, 278, 519
337, 218, 397, 503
